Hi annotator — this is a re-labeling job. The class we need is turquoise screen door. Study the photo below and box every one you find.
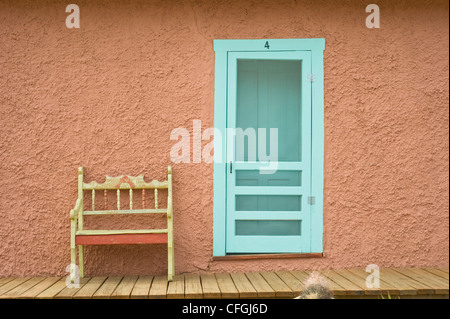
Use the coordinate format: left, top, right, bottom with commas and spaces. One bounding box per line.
226, 51, 312, 253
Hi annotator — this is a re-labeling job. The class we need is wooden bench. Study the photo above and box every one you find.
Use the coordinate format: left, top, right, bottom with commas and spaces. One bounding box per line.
69, 166, 174, 282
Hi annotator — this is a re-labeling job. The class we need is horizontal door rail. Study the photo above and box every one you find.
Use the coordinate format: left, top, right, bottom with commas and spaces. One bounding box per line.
232, 162, 304, 171
232, 211, 303, 219
233, 186, 304, 195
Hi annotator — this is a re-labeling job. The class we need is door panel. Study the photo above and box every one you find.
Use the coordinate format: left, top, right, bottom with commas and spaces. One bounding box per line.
236, 170, 302, 187
236, 59, 302, 162
235, 220, 302, 236
226, 51, 312, 254
235, 195, 302, 212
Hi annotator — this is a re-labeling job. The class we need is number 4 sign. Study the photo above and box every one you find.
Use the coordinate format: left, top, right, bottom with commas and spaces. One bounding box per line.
66, 4, 80, 29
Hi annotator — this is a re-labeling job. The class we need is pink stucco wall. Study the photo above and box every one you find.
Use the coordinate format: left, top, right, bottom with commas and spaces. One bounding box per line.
0, 0, 448, 277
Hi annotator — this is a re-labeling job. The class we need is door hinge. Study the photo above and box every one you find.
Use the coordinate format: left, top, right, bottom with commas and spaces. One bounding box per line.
307, 196, 316, 205
308, 74, 316, 82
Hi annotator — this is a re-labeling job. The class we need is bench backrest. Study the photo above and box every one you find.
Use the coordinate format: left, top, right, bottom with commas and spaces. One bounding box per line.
76, 166, 173, 220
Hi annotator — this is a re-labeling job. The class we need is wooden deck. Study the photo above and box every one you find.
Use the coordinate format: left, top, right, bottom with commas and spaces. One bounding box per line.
0, 267, 448, 299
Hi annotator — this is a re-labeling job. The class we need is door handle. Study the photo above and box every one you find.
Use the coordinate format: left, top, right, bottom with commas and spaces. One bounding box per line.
230, 161, 233, 174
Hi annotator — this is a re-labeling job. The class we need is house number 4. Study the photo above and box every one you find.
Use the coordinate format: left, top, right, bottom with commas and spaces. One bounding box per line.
264, 41, 270, 49
65, 4, 80, 28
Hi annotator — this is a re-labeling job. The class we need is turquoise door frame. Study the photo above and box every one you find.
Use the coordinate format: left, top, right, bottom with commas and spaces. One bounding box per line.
213, 39, 325, 256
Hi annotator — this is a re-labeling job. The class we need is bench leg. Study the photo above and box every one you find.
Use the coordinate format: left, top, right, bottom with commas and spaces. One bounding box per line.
171, 249, 175, 280
168, 235, 174, 282
70, 245, 77, 283
168, 248, 174, 282
70, 218, 77, 283
78, 245, 84, 278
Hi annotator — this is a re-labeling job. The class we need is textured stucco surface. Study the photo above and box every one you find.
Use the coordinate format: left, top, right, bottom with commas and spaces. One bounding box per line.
0, 0, 448, 277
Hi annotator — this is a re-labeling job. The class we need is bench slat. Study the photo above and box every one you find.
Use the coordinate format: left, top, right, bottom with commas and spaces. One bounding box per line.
83, 209, 167, 216
83, 180, 168, 190
76, 233, 168, 245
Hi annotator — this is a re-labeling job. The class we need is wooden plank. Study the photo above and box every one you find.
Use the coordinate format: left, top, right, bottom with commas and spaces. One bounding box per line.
76, 229, 168, 235
338, 268, 417, 296
0, 277, 46, 299
423, 268, 449, 280
92, 276, 123, 299
149, 275, 168, 299
245, 272, 275, 298
382, 268, 434, 295
275, 271, 304, 296
404, 268, 449, 292
230, 272, 257, 298
379, 269, 418, 295
347, 269, 400, 296
322, 270, 365, 296
200, 274, 221, 299
111, 276, 138, 299
55, 277, 91, 299
0, 277, 15, 287
76, 233, 168, 245
0, 278, 32, 297
130, 276, 153, 299
260, 272, 293, 298
16, 277, 61, 299
184, 274, 203, 299
289, 270, 312, 285
36, 278, 68, 299
167, 275, 185, 299
393, 268, 449, 295
73, 276, 108, 299
437, 267, 449, 274
334, 269, 382, 296
215, 273, 239, 299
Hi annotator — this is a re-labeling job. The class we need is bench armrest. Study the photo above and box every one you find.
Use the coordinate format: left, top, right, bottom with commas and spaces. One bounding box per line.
70, 198, 82, 222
